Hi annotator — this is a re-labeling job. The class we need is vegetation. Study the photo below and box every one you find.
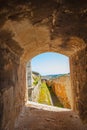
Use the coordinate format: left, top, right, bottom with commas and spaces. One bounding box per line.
32, 72, 66, 108
38, 82, 52, 105
33, 76, 40, 86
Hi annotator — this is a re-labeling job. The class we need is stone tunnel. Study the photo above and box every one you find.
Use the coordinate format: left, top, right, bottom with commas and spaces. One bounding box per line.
0, 0, 87, 130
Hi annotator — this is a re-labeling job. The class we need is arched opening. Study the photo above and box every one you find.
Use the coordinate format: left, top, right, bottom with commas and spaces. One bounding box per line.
26, 52, 74, 109
1, 20, 86, 129
0, 1, 87, 129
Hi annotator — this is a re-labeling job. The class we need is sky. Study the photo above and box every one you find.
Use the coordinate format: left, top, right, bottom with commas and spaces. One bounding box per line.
31, 52, 70, 76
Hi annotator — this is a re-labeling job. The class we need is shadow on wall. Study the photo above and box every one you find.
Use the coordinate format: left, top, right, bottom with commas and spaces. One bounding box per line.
0, 29, 23, 91
0, 0, 87, 43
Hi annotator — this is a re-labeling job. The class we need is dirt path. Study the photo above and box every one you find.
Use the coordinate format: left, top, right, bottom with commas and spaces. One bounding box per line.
14, 101, 87, 130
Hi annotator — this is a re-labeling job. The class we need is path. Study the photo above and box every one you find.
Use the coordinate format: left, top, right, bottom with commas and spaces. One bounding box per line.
14, 101, 87, 130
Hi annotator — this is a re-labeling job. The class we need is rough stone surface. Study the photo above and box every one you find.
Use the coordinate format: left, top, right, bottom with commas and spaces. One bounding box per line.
0, 0, 86, 62
14, 102, 87, 130
47, 75, 72, 108
0, 0, 87, 129
70, 47, 87, 123
0, 43, 26, 130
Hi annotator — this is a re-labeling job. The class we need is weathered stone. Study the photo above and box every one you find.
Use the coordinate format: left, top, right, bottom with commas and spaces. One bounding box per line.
0, 0, 87, 129
0, 44, 26, 130
47, 75, 72, 109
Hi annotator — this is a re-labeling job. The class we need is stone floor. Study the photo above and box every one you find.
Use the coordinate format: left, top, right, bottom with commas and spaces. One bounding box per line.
14, 101, 87, 130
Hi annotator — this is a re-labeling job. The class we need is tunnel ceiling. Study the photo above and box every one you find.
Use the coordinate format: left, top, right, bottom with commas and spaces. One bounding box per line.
0, 0, 87, 61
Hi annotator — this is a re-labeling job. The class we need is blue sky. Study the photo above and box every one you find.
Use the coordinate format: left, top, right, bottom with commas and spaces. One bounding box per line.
31, 52, 70, 75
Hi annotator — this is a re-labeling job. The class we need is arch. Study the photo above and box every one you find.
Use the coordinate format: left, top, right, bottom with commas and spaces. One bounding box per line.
3, 20, 86, 63
0, 2, 87, 129
1, 19, 87, 127
27, 52, 73, 108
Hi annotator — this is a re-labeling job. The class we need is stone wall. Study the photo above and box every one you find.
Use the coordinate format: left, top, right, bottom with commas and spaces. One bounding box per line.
70, 47, 87, 123
32, 81, 41, 102
0, 0, 87, 127
0, 43, 26, 130
26, 61, 32, 88
47, 75, 72, 109
53, 75, 72, 108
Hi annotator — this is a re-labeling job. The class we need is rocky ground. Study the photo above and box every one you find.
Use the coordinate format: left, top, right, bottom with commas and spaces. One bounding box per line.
14, 101, 87, 130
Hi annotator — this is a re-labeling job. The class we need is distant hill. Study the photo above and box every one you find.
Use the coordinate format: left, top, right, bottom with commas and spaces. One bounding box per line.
41, 73, 70, 80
